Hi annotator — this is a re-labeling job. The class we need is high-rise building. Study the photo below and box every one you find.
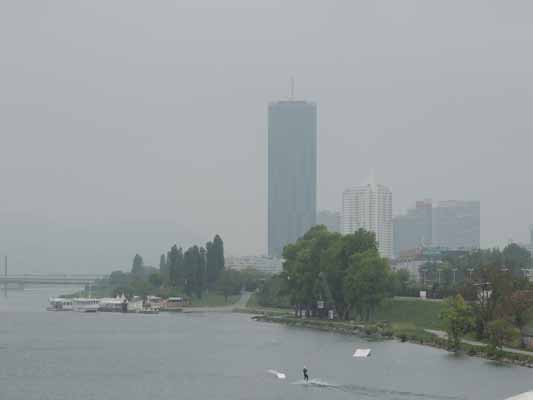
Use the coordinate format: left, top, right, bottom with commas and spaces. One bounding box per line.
268, 98, 317, 257
432, 200, 480, 249
341, 181, 393, 258
317, 210, 341, 233
393, 199, 433, 257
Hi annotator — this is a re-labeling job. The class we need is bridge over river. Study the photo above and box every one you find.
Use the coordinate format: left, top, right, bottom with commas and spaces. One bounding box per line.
0, 274, 108, 287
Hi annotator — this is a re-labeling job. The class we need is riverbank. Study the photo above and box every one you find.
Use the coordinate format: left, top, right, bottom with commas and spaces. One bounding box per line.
250, 313, 533, 368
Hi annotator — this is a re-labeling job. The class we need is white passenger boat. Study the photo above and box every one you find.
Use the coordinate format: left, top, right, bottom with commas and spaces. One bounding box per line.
72, 298, 100, 312
99, 295, 128, 312
127, 296, 160, 314
47, 297, 73, 311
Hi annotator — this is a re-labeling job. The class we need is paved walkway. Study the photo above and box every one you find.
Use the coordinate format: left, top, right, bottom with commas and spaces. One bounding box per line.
425, 329, 533, 356
182, 291, 252, 313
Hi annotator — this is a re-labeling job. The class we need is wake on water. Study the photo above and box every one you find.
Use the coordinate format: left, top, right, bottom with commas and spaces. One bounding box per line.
290, 379, 464, 400
291, 378, 337, 388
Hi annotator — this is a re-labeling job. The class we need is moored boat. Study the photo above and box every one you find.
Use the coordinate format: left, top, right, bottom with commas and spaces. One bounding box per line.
127, 296, 160, 314
72, 298, 100, 312
98, 295, 128, 312
47, 297, 73, 311
161, 297, 186, 312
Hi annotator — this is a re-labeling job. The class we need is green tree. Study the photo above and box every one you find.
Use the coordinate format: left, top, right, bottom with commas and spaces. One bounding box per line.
184, 245, 205, 297
390, 269, 411, 296
109, 270, 128, 287
323, 229, 378, 319
206, 235, 225, 288
440, 294, 473, 351
218, 269, 242, 302
256, 275, 291, 308
503, 243, 531, 278
131, 254, 144, 277
159, 253, 168, 284
344, 250, 391, 320
149, 272, 162, 288
281, 226, 380, 320
196, 247, 207, 298
212, 235, 225, 277
471, 265, 514, 339
167, 245, 184, 288
206, 240, 216, 286
487, 319, 520, 352
282, 225, 338, 314
506, 291, 533, 334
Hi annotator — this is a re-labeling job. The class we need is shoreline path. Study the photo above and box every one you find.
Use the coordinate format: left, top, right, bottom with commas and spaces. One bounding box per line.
425, 329, 533, 356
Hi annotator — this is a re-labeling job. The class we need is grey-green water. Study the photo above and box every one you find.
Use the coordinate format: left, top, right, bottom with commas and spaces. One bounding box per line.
1, 287, 532, 400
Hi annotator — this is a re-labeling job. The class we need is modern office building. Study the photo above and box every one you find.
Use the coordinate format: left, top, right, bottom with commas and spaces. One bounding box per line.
317, 210, 341, 233
393, 199, 433, 257
268, 97, 317, 257
432, 200, 480, 249
341, 181, 393, 258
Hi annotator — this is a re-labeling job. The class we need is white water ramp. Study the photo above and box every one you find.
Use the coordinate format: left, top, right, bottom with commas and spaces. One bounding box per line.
353, 348, 372, 358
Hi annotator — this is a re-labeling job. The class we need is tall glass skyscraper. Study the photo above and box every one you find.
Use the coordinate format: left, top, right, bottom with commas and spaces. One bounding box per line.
268, 99, 317, 257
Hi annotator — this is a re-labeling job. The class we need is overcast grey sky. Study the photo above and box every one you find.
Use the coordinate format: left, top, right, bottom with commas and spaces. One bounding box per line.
1, 1, 532, 273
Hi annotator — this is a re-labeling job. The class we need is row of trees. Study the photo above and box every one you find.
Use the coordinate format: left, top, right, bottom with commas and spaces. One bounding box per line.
157, 235, 225, 297
162, 235, 225, 289
265, 225, 398, 320
104, 234, 268, 301
105, 235, 226, 299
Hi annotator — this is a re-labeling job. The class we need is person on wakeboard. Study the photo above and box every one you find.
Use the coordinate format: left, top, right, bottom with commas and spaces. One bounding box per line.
303, 366, 309, 382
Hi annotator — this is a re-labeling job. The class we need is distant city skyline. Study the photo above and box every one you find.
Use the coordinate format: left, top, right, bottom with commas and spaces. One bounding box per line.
1, 2, 533, 272
433, 200, 481, 250
393, 199, 480, 257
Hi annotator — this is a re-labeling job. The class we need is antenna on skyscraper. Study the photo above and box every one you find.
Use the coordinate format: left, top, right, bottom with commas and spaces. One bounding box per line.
289, 76, 295, 100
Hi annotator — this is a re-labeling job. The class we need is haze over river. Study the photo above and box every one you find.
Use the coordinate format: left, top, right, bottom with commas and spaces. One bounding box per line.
1, 287, 532, 400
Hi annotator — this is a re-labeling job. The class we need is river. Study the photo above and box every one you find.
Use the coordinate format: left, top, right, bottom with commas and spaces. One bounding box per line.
1, 287, 532, 400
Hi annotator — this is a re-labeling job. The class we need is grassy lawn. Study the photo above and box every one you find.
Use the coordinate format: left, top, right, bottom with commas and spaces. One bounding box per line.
188, 293, 240, 307
374, 298, 445, 330
246, 295, 444, 329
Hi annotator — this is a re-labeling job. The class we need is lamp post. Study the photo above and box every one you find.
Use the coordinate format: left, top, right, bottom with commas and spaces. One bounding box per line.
452, 268, 458, 284
467, 268, 474, 281
522, 268, 531, 281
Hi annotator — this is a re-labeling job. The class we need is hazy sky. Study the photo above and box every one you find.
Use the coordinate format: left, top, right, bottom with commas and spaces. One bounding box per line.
1, 1, 532, 273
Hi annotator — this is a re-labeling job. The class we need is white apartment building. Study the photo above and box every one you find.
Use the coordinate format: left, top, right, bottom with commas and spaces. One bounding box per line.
341, 182, 393, 258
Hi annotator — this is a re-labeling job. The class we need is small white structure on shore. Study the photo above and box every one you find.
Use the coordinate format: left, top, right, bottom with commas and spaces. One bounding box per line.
353, 348, 371, 358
